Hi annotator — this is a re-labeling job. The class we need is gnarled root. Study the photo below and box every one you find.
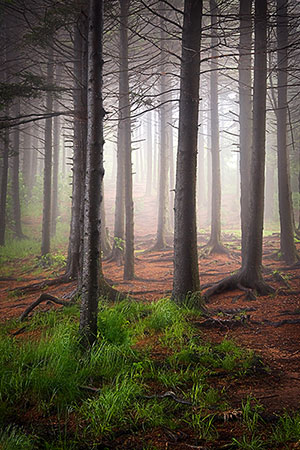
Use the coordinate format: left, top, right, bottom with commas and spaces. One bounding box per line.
19, 293, 74, 321
203, 270, 274, 302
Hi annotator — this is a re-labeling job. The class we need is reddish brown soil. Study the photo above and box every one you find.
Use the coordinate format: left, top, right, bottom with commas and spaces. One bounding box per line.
0, 189, 300, 448
1, 234, 299, 416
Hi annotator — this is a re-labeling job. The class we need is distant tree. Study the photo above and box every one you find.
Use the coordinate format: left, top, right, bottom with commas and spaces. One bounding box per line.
120, 0, 135, 280
66, 5, 87, 279
11, 99, 24, 239
204, 0, 274, 298
153, 9, 170, 250
41, 49, 54, 256
276, 0, 298, 264
172, 0, 202, 304
203, 0, 227, 255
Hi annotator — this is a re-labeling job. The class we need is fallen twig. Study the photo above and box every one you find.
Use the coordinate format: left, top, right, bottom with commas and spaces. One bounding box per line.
19, 293, 74, 321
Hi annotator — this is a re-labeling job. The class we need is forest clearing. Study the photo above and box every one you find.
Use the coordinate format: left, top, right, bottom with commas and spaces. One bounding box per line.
1, 0, 300, 448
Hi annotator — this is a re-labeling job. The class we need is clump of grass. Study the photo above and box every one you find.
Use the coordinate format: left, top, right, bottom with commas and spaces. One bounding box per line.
271, 411, 300, 443
146, 298, 183, 331
231, 434, 266, 449
0, 425, 34, 450
0, 321, 86, 414
98, 307, 131, 345
80, 374, 143, 435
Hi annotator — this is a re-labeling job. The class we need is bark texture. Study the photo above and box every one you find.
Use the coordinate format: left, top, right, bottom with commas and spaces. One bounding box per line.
276, 0, 298, 264
172, 0, 202, 304
79, 0, 104, 347
119, 0, 135, 280
41, 50, 54, 256
239, 0, 252, 265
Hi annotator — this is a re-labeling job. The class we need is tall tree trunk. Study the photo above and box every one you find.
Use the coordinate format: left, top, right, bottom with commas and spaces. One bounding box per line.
145, 110, 152, 196
197, 106, 205, 215
172, 0, 202, 304
206, 0, 226, 254
276, 0, 298, 264
66, 9, 88, 279
111, 112, 125, 263
154, 12, 169, 250
100, 190, 112, 257
41, 50, 54, 256
239, 0, 272, 292
22, 125, 32, 199
120, 0, 134, 280
0, 108, 9, 246
239, 0, 252, 265
51, 64, 62, 236
11, 100, 24, 239
79, 0, 104, 347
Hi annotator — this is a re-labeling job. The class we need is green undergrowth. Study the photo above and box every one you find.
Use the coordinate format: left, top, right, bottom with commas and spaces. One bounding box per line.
0, 298, 298, 449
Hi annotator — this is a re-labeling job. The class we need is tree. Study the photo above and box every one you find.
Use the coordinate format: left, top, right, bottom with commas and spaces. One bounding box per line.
204, 0, 274, 298
239, 0, 252, 265
65, 6, 88, 279
172, 0, 202, 304
276, 0, 298, 264
153, 9, 170, 250
202, 0, 227, 255
79, 0, 104, 347
41, 49, 54, 256
120, 0, 135, 280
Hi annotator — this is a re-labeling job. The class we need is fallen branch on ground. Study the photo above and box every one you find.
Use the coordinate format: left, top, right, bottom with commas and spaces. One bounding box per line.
19, 293, 74, 321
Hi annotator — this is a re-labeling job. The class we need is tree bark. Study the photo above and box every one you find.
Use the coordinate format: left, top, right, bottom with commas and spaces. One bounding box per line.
154, 11, 170, 250
239, 0, 271, 291
11, 100, 24, 239
66, 8, 88, 279
239, 0, 252, 265
276, 0, 298, 264
79, 0, 104, 347
119, 0, 135, 280
0, 108, 9, 246
51, 64, 63, 236
145, 110, 153, 196
41, 49, 54, 256
172, 0, 202, 304
206, 0, 226, 254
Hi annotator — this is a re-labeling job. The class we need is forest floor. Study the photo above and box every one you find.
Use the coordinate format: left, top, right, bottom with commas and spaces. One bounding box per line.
0, 229, 300, 448
0, 190, 300, 448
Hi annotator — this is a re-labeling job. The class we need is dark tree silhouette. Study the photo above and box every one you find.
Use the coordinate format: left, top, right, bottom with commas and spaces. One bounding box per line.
239, 0, 252, 264
276, 0, 298, 264
120, 0, 135, 280
79, 0, 105, 347
172, 0, 202, 304
41, 50, 54, 256
204, 0, 274, 299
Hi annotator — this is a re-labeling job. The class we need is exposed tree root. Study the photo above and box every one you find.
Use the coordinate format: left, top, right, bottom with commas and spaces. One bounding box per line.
199, 241, 230, 258
19, 293, 75, 321
149, 242, 172, 252
105, 246, 124, 266
203, 271, 274, 301
10, 275, 74, 295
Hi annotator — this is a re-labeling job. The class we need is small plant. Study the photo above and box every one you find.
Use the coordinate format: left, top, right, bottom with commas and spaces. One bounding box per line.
0, 425, 34, 450
231, 434, 266, 449
113, 236, 125, 251
241, 396, 263, 434
80, 374, 142, 435
190, 412, 218, 441
271, 411, 300, 443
